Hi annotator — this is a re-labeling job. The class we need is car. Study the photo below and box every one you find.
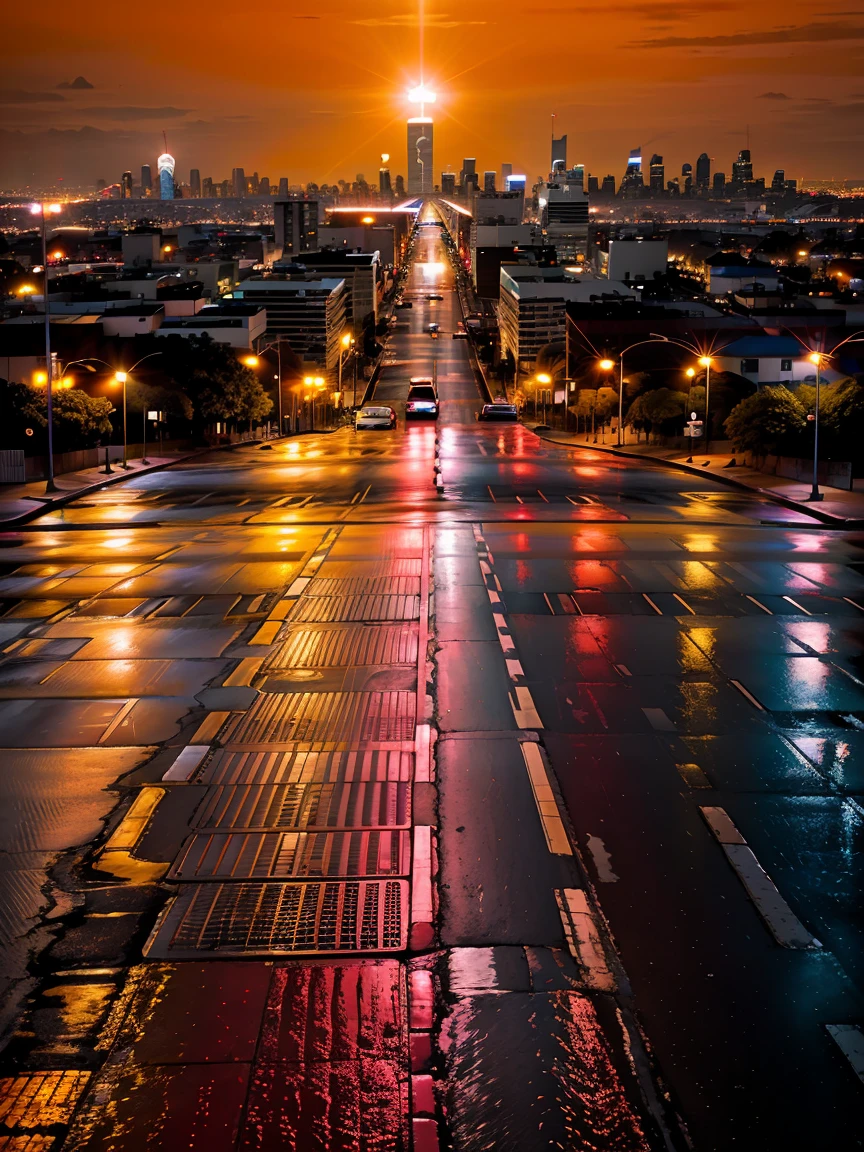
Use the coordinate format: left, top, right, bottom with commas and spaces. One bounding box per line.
478, 402, 518, 422
406, 379, 439, 419
452, 331, 468, 339
355, 405, 396, 430
395, 300, 413, 309
427, 323, 439, 333
427, 293, 444, 300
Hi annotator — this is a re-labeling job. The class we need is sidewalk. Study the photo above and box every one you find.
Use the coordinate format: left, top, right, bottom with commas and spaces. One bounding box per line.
531, 428, 864, 527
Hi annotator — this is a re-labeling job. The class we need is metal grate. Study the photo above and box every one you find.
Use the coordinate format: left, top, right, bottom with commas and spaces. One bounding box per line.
265, 625, 419, 670
145, 879, 408, 956
316, 559, 421, 578
194, 746, 414, 786
169, 829, 411, 879
193, 781, 410, 829
221, 692, 417, 744
305, 577, 420, 597
290, 595, 420, 623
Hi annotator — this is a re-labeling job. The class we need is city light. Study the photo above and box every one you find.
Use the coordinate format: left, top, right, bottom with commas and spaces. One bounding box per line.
32, 370, 48, 386
536, 373, 552, 385
698, 356, 713, 367
361, 215, 375, 224
808, 352, 823, 365
408, 85, 436, 104
598, 359, 615, 371
243, 355, 260, 367
30, 203, 61, 216
686, 367, 696, 378
114, 371, 128, 384
17, 285, 36, 296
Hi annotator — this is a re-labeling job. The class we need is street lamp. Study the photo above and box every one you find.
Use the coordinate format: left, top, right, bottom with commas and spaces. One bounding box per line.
111, 353, 162, 469
339, 332, 355, 406
599, 337, 673, 446
30, 201, 62, 492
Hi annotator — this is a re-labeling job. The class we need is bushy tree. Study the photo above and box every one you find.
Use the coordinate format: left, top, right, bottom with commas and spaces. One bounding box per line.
724, 385, 807, 456
640, 387, 686, 440
0, 379, 114, 452
160, 334, 272, 432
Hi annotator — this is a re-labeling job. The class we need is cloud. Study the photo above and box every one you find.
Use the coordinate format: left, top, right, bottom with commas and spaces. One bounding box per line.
0, 89, 66, 103
635, 20, 864, 47
758, 91, 790, 99
57, 76, 94, 89
80, 106, 191, 120
351, 13, 487, 26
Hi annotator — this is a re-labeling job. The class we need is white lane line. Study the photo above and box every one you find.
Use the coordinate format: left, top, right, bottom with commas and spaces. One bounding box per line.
676, 762, 712, 788
700, 806, 820, 950
642, 593, 663, 615
615, 664, 632, 677
585, 834, 619, 882
730, 679, 765, 710
746, 595, 773, 614
843, 597, 864, 612
782, 595, 812, 615
505, 658, 524, 679
487, 589, 502, 604
286, 576, 312, 597
542, 592, 556, 615
537, 490, 549, 503
521, 743, 570, 854
510, 685, 543, 729
555, 888, 616, 991
826, 1025, 864, 1084
673, 593, 695, 614
98, 699, 137, 745
162, 745, 209, 782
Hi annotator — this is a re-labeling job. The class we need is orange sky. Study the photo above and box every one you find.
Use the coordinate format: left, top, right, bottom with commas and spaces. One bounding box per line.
2, 1, 863, 188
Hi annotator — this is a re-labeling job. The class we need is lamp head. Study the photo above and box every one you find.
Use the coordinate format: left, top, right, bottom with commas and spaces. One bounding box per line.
598, 358, 615, 371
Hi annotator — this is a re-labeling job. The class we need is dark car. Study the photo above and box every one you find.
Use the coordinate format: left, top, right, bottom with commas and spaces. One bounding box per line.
395, 300, 413, 309
427, 293, 444, 300
478, 402, 518, 422
452, 331, 468, 339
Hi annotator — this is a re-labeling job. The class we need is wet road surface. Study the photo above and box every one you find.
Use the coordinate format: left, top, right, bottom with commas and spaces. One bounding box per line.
0, 215, 862, 1149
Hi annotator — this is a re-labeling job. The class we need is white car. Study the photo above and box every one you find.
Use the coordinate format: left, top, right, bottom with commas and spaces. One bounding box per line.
355, 405, 396, 430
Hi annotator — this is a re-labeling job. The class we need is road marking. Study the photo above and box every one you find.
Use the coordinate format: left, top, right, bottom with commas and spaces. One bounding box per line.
843, 597, 864, 613
614, 664, 632, 677
555, 888, 615, 991
189, 711, 230, 744
642, 707, 676, 731
510, 685, 543, 728
162, 745, 209, 782
98, 699, 137, 744
286, 576, 312, 597
357, 485, 372, 505
672, 593, 695, 614
537, 490, 549, 503
730, 679, 765, 710
676, 762, 711, 788
487, 589, 501, 604
782, 595, 812, 615
585, 834, 619, 882
746, 595, 773, 614
223, 657, 262, 687
411, 825, 434, 925
506, 658, 524, 679
478, 444, 488, 455
521, 743, 571, 854
542, 592, 556, 615
486, 485, 497, 502
642, 593, 663, 615
826, 1025, 864, 1084
249, 620, 282, 645
104, 787, 164, 851
700, 806, 820, 949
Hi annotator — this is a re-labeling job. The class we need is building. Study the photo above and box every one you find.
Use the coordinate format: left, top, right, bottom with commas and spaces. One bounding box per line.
233, 277, 348, 370
501, 163, 513, 183
288, 252, 379, 329
441, 172, 456, 196
157, 152, 175, 200
140, 164, 152, 197
407, 119, 433, 194
551, 134, 567, 171
122, 229, 162, 267
190, 169, 201, 197
539, 178, 589, 261
620, 148, 643, 197
379, 166, 392, 195
202, 177, 214, 198
232, 168, 246, 198
706, 255, 780, 297
483, 171, 496, 193
594, 238, 669, 283
696, 153, 711, 192
504, 174, 527, 194
682, 163, 693, 197
278, 178, 289, 197
731, 149, 753, 194
499, 266, 640, 367
274, 199, 319, 260
460, 158, 477, 191
713, 335, 840, 387
154, 303, 267, 350
648, 155, 664, 197
474, 243, 556, 298
712, 171, 726, 196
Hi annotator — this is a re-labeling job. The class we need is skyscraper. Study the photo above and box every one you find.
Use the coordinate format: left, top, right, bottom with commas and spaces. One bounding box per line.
501, 163, 512, 183
712, 171, 726, 196
278, 178, 289, 197
140, 164, 152, 196
601, 175, 616, 196
232, 168, 246, 197
190, 168, 201, 197
157, 152, 175, 200
682, 162, 693, 197
259, 176, 271, 196
441, 172, 456, 196
695, 152, 711, 191
395, 174, 406, 198
483, 171, 496, 193
202, 177, 214, 198
551, 134, 567, 172
274, 199, 319, 258
460, 158, 476, 191
771, 169, 785, 194
649, 154, 664, 197
407, 119, 433, 194
620, 148, 643, 196
121, 171, 133, 199
731, 149, 753, 193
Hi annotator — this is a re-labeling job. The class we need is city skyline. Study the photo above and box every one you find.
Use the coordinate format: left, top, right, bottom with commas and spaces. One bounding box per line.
2, 0, 864, 189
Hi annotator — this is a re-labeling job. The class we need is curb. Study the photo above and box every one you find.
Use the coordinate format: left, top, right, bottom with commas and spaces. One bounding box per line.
0, 432, 338, 529
532, 430, 864, 529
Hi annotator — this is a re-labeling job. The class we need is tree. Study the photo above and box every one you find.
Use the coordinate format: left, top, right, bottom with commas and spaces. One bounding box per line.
0, 379, 114, 453
639, 387, 686, 440
161, 334, 272, 432
724, 385, 807, 457
810, 376, 864, 463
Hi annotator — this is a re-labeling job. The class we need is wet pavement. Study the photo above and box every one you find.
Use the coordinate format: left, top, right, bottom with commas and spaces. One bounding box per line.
0, 213, 862, 1149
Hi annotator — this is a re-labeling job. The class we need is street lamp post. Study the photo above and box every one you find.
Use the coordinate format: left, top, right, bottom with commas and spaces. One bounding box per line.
807, 351, 824, 501
602, 337, 671, 446
244, 339, 285, 435
112, 353, 162, 469
698, 356, 713, 450
338, 332, 354, 408
31, 201, 62, 492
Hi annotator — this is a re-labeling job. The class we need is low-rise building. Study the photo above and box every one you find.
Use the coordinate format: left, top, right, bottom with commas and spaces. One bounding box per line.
229, 277, 347, 370
154, 304, 267, 349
